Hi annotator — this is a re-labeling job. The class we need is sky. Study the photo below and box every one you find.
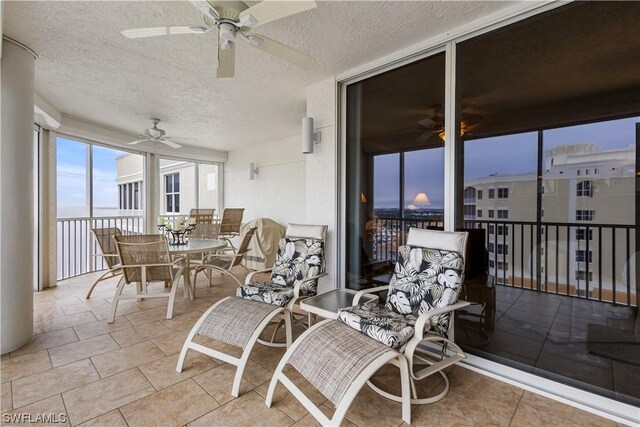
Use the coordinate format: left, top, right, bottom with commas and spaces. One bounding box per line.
56, 137, 128, 213
374, 116, 639, 209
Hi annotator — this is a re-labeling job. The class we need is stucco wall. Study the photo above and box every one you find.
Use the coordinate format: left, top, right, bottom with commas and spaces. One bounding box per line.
223, 134, 307, 226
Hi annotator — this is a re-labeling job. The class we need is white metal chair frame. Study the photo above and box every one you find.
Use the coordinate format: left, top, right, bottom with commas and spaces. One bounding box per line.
108, 236, 185, 324
177, 296, 293, 397
266, 318, 412, 427
247, 225, 328, 348
351, 228, 470, 405
176, 224, 327, 397
265, 229, 469, 427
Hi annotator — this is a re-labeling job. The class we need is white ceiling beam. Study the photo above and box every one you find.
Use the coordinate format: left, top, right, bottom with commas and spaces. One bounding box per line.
34, 93, 62, 130
58, 114, 228, 163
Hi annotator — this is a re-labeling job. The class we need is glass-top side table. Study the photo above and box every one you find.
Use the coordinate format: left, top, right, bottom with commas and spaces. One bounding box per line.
301, 288, 379, 326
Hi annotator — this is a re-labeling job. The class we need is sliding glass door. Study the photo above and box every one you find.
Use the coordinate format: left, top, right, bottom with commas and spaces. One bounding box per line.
454, 1, 639, 407
345, 52, 446, 289
343, 0, 639, 408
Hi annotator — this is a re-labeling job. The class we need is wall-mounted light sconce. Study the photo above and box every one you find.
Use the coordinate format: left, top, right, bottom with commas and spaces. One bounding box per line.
248, 162, 258, 180
302, 117, 322, 154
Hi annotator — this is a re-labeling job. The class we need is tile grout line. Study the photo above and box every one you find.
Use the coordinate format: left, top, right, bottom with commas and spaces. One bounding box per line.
508, 390, 526, 426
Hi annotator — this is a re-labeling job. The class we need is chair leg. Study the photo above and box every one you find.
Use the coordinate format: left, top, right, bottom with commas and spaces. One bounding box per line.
108, 277, 126, 324
166, 269, 182, 320
397, 355, 411, 425
85, 270, 113, 299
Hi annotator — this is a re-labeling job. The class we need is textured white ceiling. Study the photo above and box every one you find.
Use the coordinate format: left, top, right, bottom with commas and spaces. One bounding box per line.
4, 1, 517, 151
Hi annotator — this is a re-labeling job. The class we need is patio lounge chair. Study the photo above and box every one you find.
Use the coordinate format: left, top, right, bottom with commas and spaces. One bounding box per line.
266, 228, 469, 426
86, 227, 122, 299
177, 223, 327, 397
108, 234, 184, 323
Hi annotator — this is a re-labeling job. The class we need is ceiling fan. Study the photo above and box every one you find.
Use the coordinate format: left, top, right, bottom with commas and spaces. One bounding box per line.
121, 0, 317, 78
414, 106, 482, 143
129, 119, 182, 149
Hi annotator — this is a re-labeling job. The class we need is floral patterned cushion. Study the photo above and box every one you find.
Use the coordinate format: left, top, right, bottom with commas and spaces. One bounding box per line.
385, 245, 464, 337
338, 301, 416, 349
236, 282, 294, 307
270, 237, 324, 296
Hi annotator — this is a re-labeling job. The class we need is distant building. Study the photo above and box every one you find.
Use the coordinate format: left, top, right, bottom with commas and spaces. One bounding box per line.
464, 143, 636, 304
116, 154, 220, 216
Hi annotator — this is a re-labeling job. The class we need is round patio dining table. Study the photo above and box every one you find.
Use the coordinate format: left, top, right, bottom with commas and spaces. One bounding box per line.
168, 239, 227, 299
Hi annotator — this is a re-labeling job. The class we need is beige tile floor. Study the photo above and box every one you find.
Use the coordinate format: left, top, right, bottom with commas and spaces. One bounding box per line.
1, 270, 619, 426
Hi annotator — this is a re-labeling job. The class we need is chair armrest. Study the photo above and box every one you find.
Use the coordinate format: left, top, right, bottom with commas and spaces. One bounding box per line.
245, 268, 273, 284
293, 273, 328, 298
201, 252, 241, 263
414, 300, 471, 341
94, 253, 119, 258
353, 285, 390, 305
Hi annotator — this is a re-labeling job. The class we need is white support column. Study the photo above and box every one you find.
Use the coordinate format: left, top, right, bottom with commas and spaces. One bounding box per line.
443, 42, 457, 231
40, 129, 58, 288
144, 152, 160, 233
1, 37, 36, 353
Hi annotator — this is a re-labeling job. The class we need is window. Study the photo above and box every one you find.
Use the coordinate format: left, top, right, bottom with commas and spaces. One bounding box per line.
477, 209, 483, 218
497, 244, 508, 255
464, 205, 476, 216
575, 228, 593, 240
489, 259, 495, 268
477, 190, 483, 200
117, 181, 143, 210
488, 189, 495, 199
488, 209, 495, 218
165, 173, 180, 213
576, 210, 595, 221
497, 261, 509, 270
498, 187, 509, 199
577, 169, 581, 176
497, 224, 509, 236
498, 209, 509, 219
134, 182, 140, 210
575, 250, 593, 263
488, 243, 495, 253
488, 224, 495, 234
576, 180, 593, 197
575, 271, 593, 281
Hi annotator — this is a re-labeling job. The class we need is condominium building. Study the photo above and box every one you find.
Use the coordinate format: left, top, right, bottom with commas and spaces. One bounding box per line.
116, 154, 220, 216
464, 143, 636, 304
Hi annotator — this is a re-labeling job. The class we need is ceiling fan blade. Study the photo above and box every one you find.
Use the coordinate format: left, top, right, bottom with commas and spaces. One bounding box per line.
245, 33, 314, 69
417, 117, 437, 128
161, 139, 183, 149
121, 26, 208, 39
239, 0, 317, 28
189, 0, 220, 19
216, 34, 235, 78
129, 139, 153, 145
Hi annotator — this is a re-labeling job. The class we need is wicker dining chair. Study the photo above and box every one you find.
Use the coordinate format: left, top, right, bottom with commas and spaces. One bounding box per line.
86, 227, 123, 299
108, 234, 184, 323
218, 208, 244, 237
194, 226, 257, 288
189, 208, 215, 224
